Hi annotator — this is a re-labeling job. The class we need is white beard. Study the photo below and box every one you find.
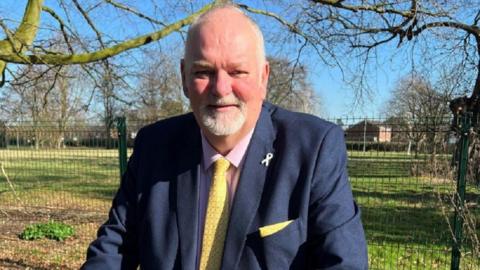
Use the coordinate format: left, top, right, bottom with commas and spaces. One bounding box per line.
198, 96, 246, 136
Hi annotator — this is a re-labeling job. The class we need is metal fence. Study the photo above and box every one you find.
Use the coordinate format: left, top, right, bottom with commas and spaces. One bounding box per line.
0, 116, 478, 269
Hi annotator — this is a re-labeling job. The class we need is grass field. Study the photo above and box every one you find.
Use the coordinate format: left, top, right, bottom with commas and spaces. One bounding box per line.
348, 151, 480, 269
0, 148, 121, 269
0, 148, 479, 269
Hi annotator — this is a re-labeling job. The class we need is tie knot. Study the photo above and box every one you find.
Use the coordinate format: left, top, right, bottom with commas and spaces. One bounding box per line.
214, 157, 230, 174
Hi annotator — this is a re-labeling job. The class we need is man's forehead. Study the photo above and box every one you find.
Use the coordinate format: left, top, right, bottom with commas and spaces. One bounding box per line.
186, 27, 256, 66
190, 59, 250, 68
193, 7, 251, 31
186, 10, 259, 47
195, 19, 255, 43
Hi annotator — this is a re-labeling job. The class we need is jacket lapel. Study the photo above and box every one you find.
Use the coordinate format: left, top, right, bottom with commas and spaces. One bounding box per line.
221, 104, 276, 270
174, 116, 202, 270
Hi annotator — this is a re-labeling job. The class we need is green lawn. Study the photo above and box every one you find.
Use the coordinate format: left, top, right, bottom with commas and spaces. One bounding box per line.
0, 149, 121, 207
0, 148, 478, 269
349, 151, 480, 269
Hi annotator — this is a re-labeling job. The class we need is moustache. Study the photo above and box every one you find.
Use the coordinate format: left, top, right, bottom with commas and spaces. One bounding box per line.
203, 96, 244, 108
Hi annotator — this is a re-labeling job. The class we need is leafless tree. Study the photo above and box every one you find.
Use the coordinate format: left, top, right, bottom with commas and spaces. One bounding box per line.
0, 0, 216, 86
130, 50, 187, 122
1, 1, 479, 152
294, 1, 480, 104
0, 64, 87, 148
0, 1, 477, 94
1, 1, 478, 103
267, 57, 321, 114
385, 73, 452, 174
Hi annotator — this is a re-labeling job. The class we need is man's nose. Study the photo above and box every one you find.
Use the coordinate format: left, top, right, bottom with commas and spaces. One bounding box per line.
211, 70, 232, 97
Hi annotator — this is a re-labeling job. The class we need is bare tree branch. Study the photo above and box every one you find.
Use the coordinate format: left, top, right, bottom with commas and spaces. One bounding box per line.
104, 0, 168, 27
41, 6, 75, 54
72, 0, 106, 49
0, 2, 216, 65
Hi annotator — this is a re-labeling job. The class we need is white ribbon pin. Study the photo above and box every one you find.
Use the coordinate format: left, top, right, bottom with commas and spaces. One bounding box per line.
261, 153, 274, 167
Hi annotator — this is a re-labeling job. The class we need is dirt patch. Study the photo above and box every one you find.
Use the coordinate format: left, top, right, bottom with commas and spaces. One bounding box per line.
0, 208, 106, 269
0, 258, 50, 270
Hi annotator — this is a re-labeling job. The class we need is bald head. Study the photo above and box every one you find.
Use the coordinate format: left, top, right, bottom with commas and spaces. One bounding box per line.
184, 5, 266, 66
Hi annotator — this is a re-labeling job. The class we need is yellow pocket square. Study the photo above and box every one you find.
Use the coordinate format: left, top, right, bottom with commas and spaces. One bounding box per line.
259, 220, 293, 238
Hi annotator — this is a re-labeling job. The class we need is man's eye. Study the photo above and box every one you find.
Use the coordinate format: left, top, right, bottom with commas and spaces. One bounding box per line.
194, 70, 213, 77
230, 70, 248, 77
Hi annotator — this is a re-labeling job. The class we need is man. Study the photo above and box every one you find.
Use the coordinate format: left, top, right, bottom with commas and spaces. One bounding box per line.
82, 5, 368, 270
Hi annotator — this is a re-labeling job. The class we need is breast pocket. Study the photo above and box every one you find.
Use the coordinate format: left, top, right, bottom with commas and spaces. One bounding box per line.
246, 218, 307, 269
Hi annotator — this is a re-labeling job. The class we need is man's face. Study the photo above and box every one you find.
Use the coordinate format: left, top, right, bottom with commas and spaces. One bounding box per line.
181, 11, 269, 138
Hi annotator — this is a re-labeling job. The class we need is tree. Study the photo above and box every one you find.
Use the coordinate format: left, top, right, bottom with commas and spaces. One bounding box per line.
1, 1, 479, 125
386, 73, 452, 158
0, 0, 216, 86
1, 1, 479, 102
0, 64, 87, 148
131, 50, 187, 122
267, 57, 320, 114
300, 1, 480, 105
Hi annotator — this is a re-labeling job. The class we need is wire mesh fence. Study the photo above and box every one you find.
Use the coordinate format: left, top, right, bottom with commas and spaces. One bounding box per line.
0, 117, 478, 269
0, 122, 120, 213
336, 117, 479, 270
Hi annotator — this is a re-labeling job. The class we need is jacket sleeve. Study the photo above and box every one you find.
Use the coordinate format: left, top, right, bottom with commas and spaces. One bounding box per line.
81, 131, 144, 270
308, 125, 368, 270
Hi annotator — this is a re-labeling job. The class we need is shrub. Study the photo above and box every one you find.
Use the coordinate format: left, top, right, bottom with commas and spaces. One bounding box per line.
19, 220, 75, 241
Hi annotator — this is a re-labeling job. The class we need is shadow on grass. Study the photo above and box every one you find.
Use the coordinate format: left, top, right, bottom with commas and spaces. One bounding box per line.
354, 188, 480, 207
348, 160, 417, 178
0, 170, 118, 191
65, 181, 118, 201
355, 188, 479, 249
361, 204, 453, 246
355, 189, 439, 205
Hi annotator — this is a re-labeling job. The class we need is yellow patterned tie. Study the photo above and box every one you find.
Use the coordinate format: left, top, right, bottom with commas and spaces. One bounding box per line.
199, 157, 231, 270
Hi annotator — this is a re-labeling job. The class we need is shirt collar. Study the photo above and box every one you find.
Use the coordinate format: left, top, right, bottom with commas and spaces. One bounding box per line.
201, 129, 255, 170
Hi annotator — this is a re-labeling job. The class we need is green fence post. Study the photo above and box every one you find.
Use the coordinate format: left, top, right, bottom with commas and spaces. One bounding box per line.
450, 113, 471, 270
0, 121, 6, 148
116, 116, 128, 181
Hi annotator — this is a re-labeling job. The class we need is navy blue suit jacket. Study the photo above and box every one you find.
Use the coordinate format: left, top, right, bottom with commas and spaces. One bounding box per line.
82, 103, 368, 269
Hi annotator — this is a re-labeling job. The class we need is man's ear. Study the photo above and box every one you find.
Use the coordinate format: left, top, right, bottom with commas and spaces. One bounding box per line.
180, 59, 189, 98
260, 60, 270, 99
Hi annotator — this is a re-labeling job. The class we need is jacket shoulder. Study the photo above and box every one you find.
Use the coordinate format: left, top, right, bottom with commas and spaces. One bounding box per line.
135, 113, 197, 143
130, 113, 200, 162
139, 112, 197, 134
266, 103, 341, 137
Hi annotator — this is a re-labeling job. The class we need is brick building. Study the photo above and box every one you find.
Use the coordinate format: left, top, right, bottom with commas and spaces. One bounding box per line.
344, 120, 392, 142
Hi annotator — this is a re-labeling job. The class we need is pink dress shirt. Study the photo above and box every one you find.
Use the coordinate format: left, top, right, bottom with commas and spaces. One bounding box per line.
196, 129, 254, 269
